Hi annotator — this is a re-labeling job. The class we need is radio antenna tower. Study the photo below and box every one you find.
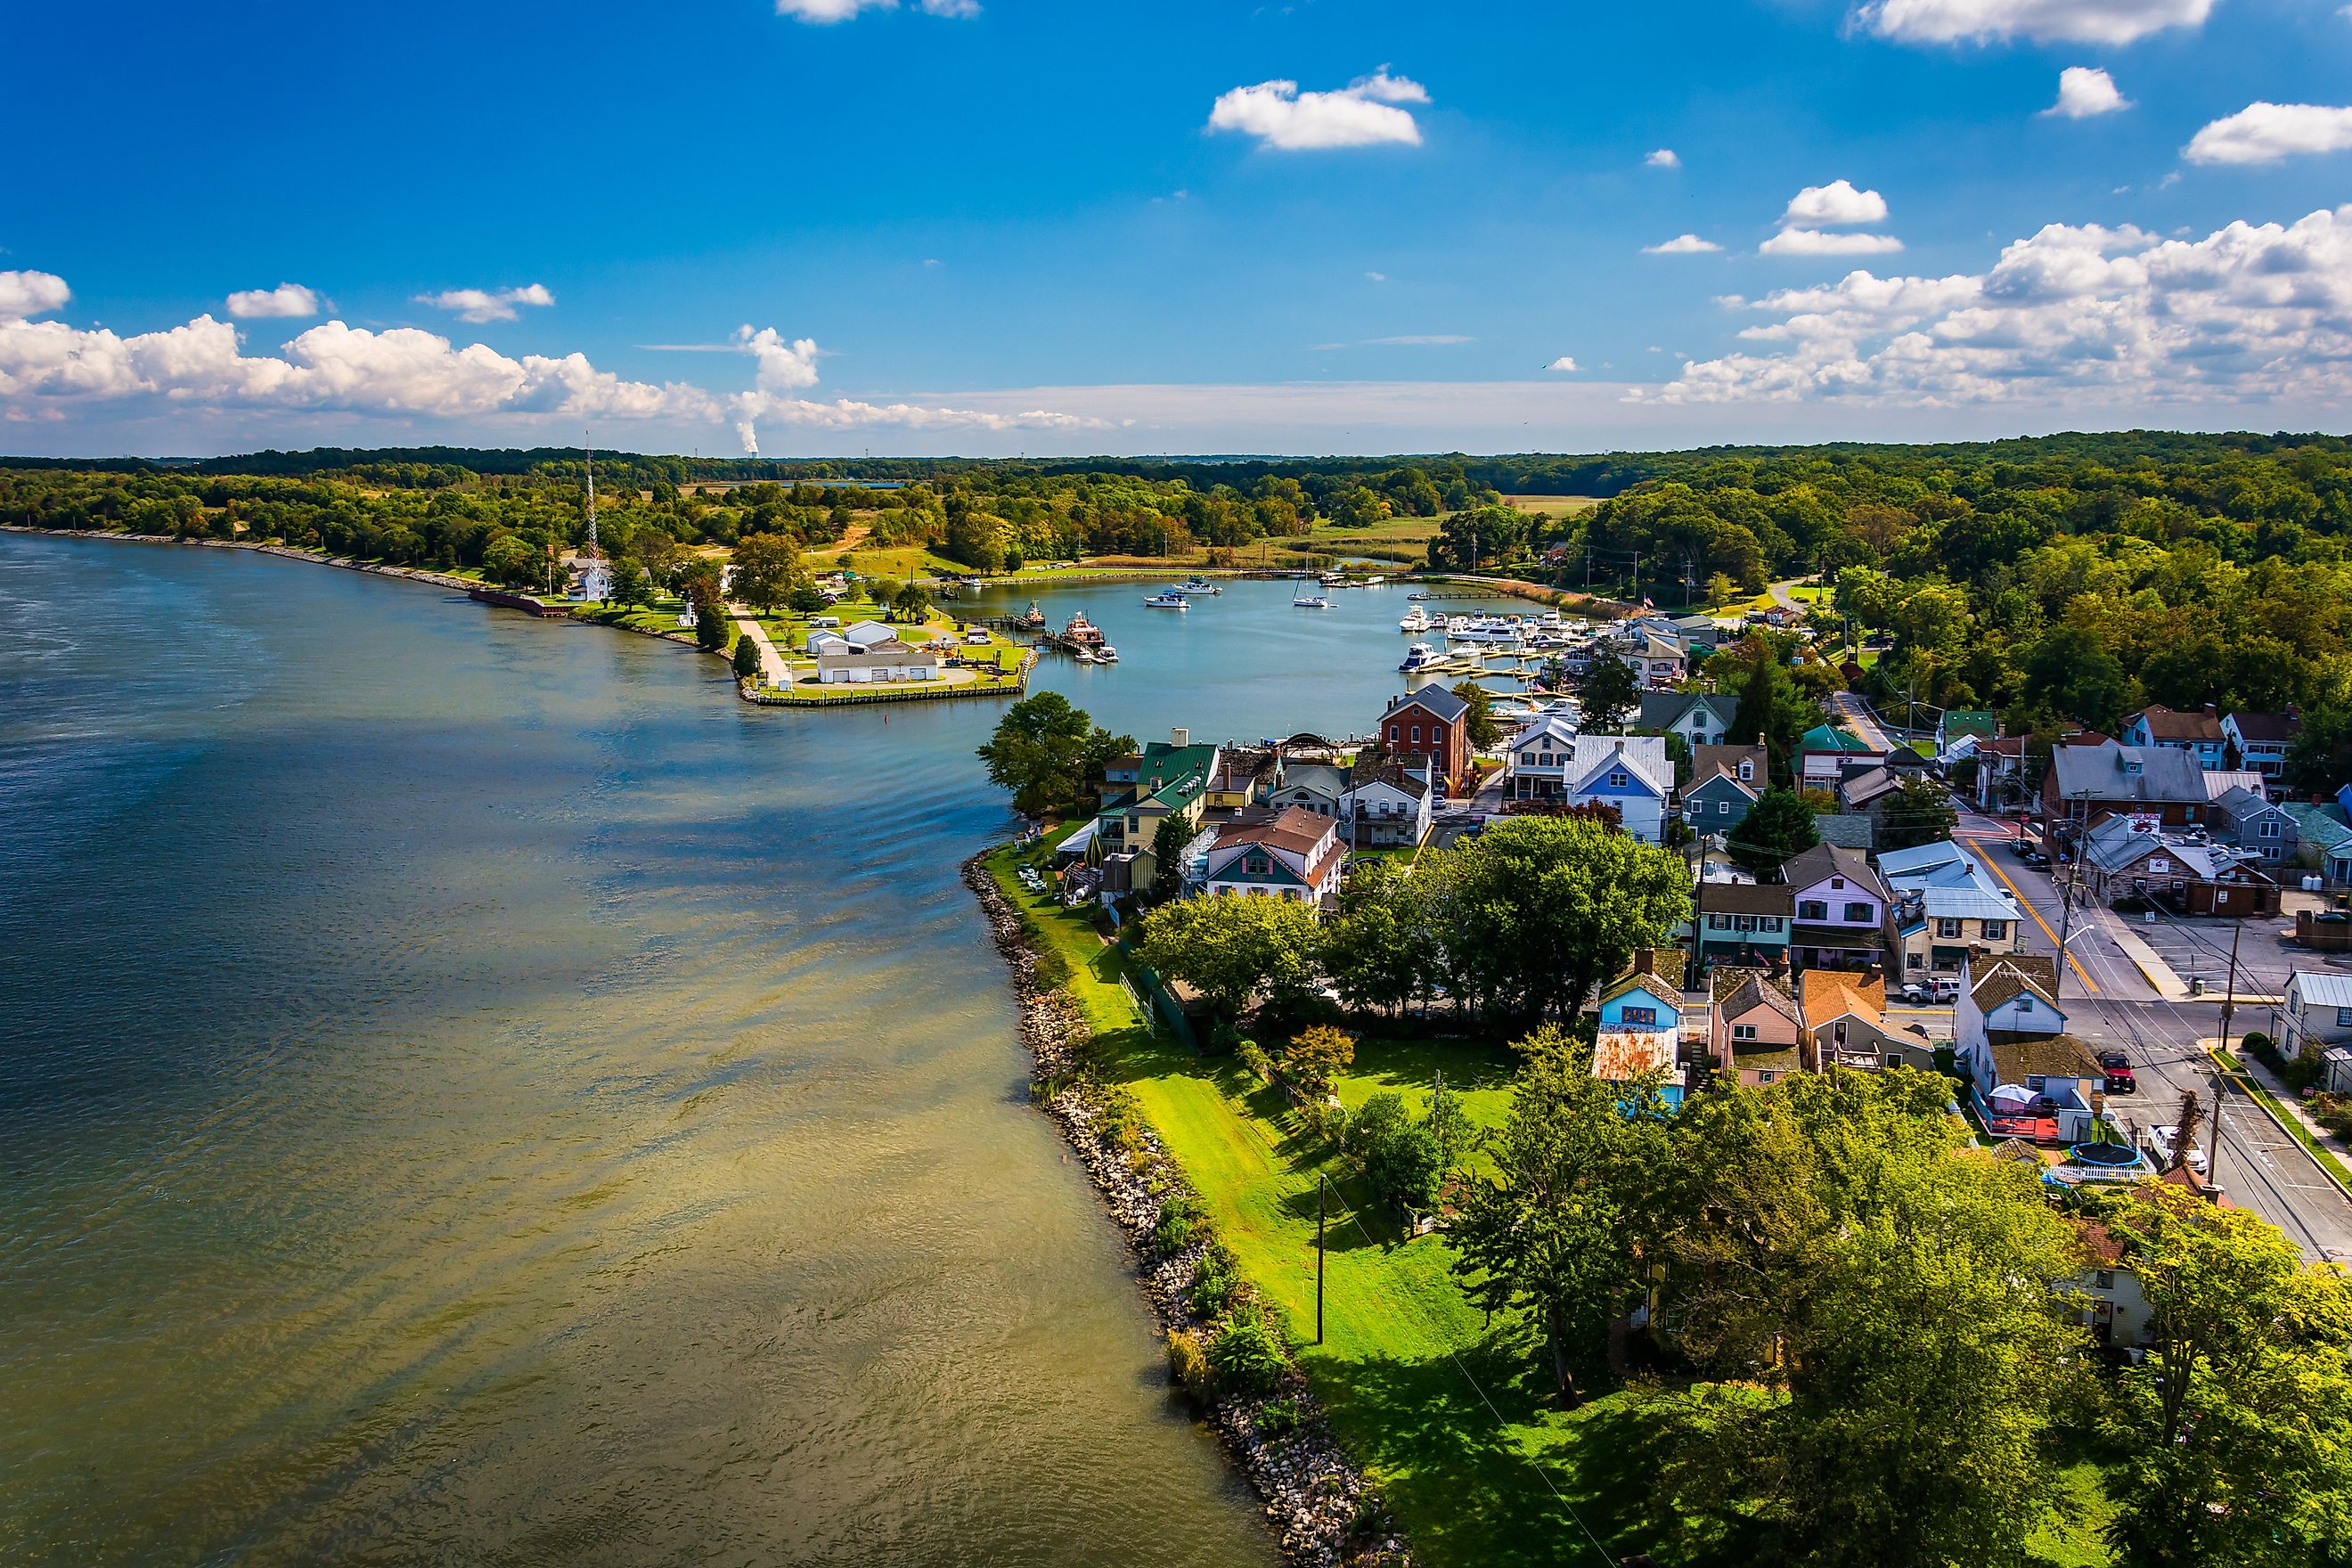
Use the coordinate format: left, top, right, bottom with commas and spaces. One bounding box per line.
583, 429, 600, 556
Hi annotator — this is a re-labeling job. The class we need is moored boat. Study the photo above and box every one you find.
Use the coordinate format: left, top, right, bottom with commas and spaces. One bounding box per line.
1062, 612, 1106, 646
1143, 591, 1188, 608
1293, 593, 1331, 608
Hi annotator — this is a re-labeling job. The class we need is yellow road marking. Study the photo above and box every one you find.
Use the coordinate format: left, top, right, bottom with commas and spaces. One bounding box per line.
1969, 842, 2099, 996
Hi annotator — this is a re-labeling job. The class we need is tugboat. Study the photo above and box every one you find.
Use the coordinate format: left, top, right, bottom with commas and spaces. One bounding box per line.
1062, 611, 1106, 647
1018, 601, 1047, 631
1143, 590, 1188, 608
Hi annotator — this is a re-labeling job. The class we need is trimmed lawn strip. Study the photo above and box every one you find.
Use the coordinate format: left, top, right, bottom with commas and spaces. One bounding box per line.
2210, 1052, 2352, 1192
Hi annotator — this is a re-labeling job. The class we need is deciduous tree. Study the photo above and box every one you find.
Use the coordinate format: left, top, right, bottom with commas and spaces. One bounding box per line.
1132, 894, 1322, 1019
975, 692, 1132, 819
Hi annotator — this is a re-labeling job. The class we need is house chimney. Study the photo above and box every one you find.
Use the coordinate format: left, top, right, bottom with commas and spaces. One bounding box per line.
1172, 727, 1189, 747
1615, 738, 1626, 752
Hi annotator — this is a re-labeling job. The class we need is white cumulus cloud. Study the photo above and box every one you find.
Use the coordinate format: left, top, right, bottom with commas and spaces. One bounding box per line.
0, 274, 1107, 450
2185, 102, 2352, 165
2046, 66, 2130, 118
1783, 179, 1890, 228
1761, 228, 1907, 256
1856, 0, 2216, 45
0, 270, 71, 322
1646, 148, 1681, 168
1546, 356, 1580, 372
775, 0, 975, 20
1641, 206, 2352, 411
414, 283, 557, 324
225, 282, 323, 319
1643, 234, 1724, 254
1207, 70, 1429, 151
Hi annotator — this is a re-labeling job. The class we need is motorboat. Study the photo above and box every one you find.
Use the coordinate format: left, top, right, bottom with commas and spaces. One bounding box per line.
1074, 649, 1099, 665
1176, 577, 1221, 596
1018, 601, 1047, 630
1318, 571, 1346, 586
1098, 644, 1118, 662
1407, 590, 1430, 601
1400, 641, 1445, 673
1293, 593, 1332, 608
1143, 591, 1188, 608
1398, 607, 1434, 633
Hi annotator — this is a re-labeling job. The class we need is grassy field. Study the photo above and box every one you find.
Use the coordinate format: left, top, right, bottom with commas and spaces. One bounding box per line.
977, 840, 2124, 1568
1498, 495, 1602, 517
801, 543, 973, 580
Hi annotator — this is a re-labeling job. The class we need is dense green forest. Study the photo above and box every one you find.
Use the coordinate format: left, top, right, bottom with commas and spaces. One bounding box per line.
10, 433, 2352, 784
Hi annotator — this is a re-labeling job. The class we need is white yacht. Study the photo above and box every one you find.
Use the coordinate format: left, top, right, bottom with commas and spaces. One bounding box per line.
1143, 590, 1188, 608
1407, 590, 1430, 601
1399, 641, 1445, 673
1098, 644, 1119, 662
1293, 593, 1332, 608
1176, 577, 1221, 596
1398, 606, 1434, 633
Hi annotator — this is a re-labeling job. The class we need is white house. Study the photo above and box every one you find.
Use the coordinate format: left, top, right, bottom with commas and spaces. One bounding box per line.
1200, 806, 1345, 906
2282, 969, 2352, 1062
1637, 692, 1735, 749
1340, 760, 1434, 848
1563, 735, 1674, 843
2221, 711, 2301, 779
568, 556, 612, 602
1264, 760, 1349, 820
2070, 1219, 2154, 1350
1955, 954, 2103, 1142
1504, 715, 1583, 804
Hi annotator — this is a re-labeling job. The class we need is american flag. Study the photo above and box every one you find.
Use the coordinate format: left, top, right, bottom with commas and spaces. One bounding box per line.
1640, 596, 1654, 608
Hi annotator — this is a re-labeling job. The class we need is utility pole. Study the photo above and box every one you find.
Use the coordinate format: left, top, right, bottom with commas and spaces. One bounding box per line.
2051, 789, 2091, 1001
2217, 912, 2244, 1060
1315, 1175, 1327, 1345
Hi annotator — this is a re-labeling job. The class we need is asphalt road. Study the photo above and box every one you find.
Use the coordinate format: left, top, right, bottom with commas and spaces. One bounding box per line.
1948, 803, 2352, 1262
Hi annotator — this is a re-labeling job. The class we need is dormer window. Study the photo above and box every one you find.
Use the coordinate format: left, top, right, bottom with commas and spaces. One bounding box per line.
1738, 762, 1753, 780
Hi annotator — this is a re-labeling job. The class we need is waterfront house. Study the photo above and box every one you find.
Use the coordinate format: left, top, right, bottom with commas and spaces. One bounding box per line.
1378, 683, 1474, 794
1799, 968, 1931, 1073
1204, 747, 1280, 815
1797, 723, 1885, 791
1710, 967, 1803, 1086
1562, 735, 1674, 844
2282, 970, 2352, 1062
1668, 614, 1723, 654
1630, 634, 1687, 688
2044, 742, 2213, 835
1637, 691, 1735, 750
1266, 760, 1349, 821
1594, 950, 1688, 1108
1781, 843, 1891, 972
2221, 710, 2301, 778
816, 642, 940, 685
2121, 705, 2226, 771
1695, 878, 1795, 968
1505, 714, 1583, 804
1685, 744, 1767, 831
1339, 756, 1434, 848
1200, 806, 1345, 907
1092, 735, 1222, 894
2210, 784, 2299, 868
568, 555, 612, 602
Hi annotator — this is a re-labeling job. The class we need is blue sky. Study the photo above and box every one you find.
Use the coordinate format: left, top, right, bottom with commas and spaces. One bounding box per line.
6, 0, 2352, 456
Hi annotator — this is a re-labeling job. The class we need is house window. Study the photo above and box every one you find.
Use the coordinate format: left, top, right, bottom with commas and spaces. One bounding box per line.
1718, 800, 1730, 814
1733, 1024, 1758, 1041
1883, 1053, 1903, 1070
1908, 951, 1925, 969
1609, 771, 1630, 788
1412, 725, 1423, 745
2016, 997, 2033, 1015
1799, 900, 1828, 921
2337, 1007, 2352, 1028
1935, 918, 1964, 939
1433, 724, 1448, 744
1845, 902, 1874, 924
1983, 921, 2008, 942
2027, 1075, 2046, 1091
1738, 762, 1753, 780
1758, 1070, 1777, 1084
1762, 917, 1784, 932
1708, 914, 1731, 930
1831, 878, 1846, 891
1390, 723, 1401, 743
2258, 820, 2281, 839
1621, 1006, 1658, 1026
2093, 1269, 2116, 1290
1522, 752, 1535, 765
1245, 853, 1270, 875
1735, 916, 1757, 933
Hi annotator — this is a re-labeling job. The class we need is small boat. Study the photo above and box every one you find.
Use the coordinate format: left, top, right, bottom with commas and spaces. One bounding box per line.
1074, 649, 1099, 665
1407, 591, 1429, 601
1398, 607, 1433, 633
1177, 577, 1221, 596
1143, 591, 1188, 608
1400, 642, 1445, 673
1098, 644, 1118, 662
1018, 601, 1047, 630
1318, 572, 1346, 586
1293, 593, 1331, 608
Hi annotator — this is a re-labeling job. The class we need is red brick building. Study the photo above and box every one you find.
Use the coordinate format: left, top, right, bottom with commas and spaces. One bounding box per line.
1379, 684, 1473, 793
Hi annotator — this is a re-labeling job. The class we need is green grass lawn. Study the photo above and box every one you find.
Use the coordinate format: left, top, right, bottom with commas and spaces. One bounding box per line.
982, 842, 2120, 1567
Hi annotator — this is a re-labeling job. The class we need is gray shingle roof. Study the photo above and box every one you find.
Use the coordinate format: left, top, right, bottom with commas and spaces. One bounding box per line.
1387, 685, 1468, 724
2050, 742, 2210, 806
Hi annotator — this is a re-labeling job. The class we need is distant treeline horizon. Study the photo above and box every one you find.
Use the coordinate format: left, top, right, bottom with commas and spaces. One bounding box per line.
5, 429, 2350, 498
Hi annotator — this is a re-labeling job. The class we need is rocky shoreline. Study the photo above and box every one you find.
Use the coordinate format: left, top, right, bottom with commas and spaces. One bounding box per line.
960, 851, 1409, 1568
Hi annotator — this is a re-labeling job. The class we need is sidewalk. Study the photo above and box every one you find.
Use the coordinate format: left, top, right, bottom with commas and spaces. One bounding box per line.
2109, 923, 2191, 1000
2227, 1046, 2352, 1189
731, 608, 791, 686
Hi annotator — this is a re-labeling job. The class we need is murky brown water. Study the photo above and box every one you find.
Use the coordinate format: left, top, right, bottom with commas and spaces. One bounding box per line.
0, 535, 1279, 1566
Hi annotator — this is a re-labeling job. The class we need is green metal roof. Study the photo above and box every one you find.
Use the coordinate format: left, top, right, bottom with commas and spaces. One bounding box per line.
1800, 723, 1875, 753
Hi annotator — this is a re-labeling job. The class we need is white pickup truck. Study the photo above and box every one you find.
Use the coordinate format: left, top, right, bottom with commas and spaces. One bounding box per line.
2146, 1123, 2209, 1175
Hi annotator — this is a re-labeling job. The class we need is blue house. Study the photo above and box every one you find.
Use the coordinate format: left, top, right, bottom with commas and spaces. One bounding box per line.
1685, 744, 1768, 832
1594, 950, 1688, 1109
1564, 735, 1675, 843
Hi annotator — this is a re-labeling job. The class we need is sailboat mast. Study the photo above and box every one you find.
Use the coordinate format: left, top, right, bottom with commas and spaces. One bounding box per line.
584, 429, 598, 554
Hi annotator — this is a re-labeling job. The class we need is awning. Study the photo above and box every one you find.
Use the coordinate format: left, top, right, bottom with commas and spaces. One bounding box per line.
1052, 820, 1099, 858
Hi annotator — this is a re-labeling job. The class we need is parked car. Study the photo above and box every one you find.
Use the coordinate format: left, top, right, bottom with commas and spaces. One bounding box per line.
2146, 1123, 2208, 1174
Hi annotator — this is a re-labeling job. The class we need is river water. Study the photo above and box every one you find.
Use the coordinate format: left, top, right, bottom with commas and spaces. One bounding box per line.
0, 536, 1522, 1565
